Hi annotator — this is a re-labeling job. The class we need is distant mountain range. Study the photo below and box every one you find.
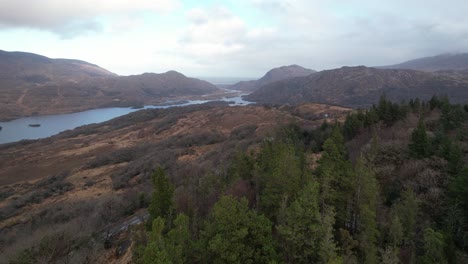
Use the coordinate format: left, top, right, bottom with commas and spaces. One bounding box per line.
0, 50, 115, 81
245, 66, 468, 107
379, 53, 468, 72
229, 65, 315, 92
1, 50, 468, 120
0, 50, 220, 120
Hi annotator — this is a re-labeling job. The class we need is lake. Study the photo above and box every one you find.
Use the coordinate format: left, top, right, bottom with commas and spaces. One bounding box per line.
0, 95, 251, 144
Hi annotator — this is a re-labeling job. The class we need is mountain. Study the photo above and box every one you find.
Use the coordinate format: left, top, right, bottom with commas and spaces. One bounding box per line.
0, 50, 220, 120
245, 66, 468, 107
229, 65, 316, 92
0, 50, 115, 81
380, 53, 468, 72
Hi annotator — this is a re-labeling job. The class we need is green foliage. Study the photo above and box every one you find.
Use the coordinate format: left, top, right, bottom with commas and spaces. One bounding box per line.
377, 95, 407, 125
392, 189, 418, 244
143, 217, 171, 264
256, 140, 304, 220
338, 229, 358, 264
343, 111, 364, 140
429, 95, 443, 110
388, 214, 403, 248
441, 102, 465, 131
227, 150, 255, 182
148, 167, 175, 223
449, 167, 468, 221
201, 196, 277, 264
353, 157, 379, 264
420, 228, 447, 264
277, 181, 339, 263
316, 125, 354, 227
409, 117, 431, 158
132, 97, 467, 264
165, 214, 191, 264
433, 131, 464, 175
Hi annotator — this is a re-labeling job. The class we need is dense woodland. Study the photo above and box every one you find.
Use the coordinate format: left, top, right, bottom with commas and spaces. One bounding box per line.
7, 96, 468, 263
131, 96, 468, 264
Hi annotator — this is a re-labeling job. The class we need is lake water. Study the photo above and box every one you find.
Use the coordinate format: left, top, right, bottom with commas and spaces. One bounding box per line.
0, 95, 251, 144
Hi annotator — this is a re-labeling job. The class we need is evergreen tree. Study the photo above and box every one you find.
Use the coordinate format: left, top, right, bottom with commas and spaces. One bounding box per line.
316, 125, 354, 228
339, 229, 358, 264
434, 134, 464, 175
201, 196, 277, 263
353, 157, 379, 264
449, 167, 468, 221
364, 108, 379, 127
227, 151, 255, 182
165, 214, 191, 264
277, 181, 339, 263
148, 167, 175, 223
388, 214, 403, 248
256, 141, 303, 220
393, 189, 418, 245
441, 103, 465, 130
343, 112, 364, 140
420, 228, 447, 264
429, 95, 442, 110
409, 117, 431, 158
143, 217, 171, 264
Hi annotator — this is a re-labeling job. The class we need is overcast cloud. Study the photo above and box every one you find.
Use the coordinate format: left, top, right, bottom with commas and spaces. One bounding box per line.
0, 0, 468, 77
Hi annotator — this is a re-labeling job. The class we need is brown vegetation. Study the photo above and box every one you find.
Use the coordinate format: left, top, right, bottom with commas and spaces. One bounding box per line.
0, 103, 350, 262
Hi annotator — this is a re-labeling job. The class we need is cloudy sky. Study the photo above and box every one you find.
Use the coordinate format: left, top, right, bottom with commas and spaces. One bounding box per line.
1, 0, 468, 77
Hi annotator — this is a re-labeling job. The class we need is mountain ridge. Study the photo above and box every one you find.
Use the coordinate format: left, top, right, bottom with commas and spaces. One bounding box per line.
379, 53, 468, 72
245, 66, 468, 107
229, 64, 316, 92
0, 50, 221, 121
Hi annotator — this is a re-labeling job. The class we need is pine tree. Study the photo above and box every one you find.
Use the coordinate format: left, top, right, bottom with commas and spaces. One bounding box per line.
420, 228, 447, 264
316, 125, 354, 228
353, 157, 379, 264
143, 217, 171, 264
256, 141, 303, 220
409, 117, 431, 158
441, 103, 465, 130
449, 167, 468, 220
388, 214, 403, 248
393, 189, 418, 244
201, 196, 277, 263
227, 150, 255, 182
165, 214, 191, 264
277, 181, 339, 263
148, 167, 175, 223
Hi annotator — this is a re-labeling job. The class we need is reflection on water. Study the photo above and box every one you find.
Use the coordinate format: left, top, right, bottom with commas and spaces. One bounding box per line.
0, 96, 251, 144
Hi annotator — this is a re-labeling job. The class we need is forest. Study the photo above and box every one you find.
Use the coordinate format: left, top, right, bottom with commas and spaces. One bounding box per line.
129, 96, 468, 264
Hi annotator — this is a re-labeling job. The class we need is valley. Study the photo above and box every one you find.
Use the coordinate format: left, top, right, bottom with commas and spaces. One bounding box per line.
0, 50, 467, 263
0, 102, 350, 262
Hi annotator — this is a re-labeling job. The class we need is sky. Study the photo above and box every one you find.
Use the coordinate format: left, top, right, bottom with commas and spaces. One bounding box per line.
1, 0, 468, 78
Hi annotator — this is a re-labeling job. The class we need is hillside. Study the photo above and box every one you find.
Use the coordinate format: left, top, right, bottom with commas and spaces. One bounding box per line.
0, 51, 221, 121
1, 98, 466, 263
245, 66, 468, 107
380, 53, 468, 71
229, 64, 316, 92
0, 102, 350, 262
0, 50, 115, 81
